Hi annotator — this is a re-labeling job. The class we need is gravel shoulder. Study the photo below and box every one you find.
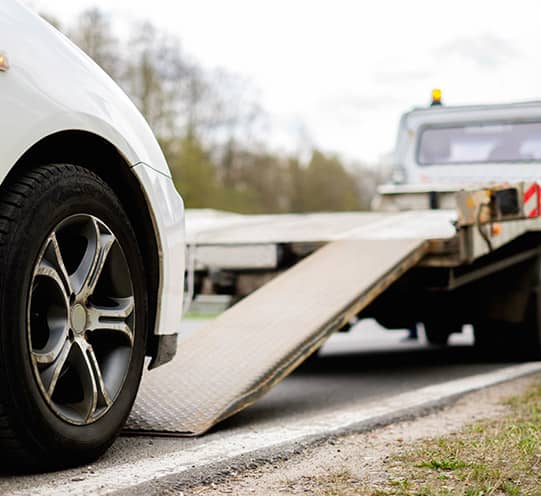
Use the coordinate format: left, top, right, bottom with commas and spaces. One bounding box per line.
181, 373, 541, 496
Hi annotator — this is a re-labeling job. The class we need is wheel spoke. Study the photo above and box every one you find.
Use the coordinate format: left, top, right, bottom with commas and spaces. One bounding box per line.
38, 338, 71, 397
30, 315, 68, 365
35, 233, 73, 298
72, 218, 115, 297
87, 346, 113, 409
71, 340, 98, 422
49, 232, 73, 296
35, 263, 69, 304
86, 297, 135, 345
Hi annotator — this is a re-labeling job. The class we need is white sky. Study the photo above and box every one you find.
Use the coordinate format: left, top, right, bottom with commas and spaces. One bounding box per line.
26, 0, 541, 163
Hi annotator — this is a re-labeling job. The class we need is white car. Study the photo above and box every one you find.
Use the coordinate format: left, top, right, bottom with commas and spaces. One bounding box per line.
0, 1, 185, 469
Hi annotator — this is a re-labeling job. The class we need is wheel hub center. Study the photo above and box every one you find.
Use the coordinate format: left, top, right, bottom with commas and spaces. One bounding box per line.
70, 303, 87, 334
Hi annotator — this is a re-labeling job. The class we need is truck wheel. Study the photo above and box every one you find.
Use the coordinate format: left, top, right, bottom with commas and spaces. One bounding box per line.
423, 323, 458, 346
474, 285, 541, 361
473, 322, 510, 359
0, 164, 147, 471
474, 310, 541, 361
515, 287, 541, 360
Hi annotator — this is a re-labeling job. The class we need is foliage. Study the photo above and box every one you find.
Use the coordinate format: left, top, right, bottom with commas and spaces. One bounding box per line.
42, 7, 384, 213
369, 380, 541, 495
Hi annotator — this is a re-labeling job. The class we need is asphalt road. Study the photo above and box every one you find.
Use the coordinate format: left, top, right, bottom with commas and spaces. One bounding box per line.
0, 319, 524, 495
213, 320, 506, 433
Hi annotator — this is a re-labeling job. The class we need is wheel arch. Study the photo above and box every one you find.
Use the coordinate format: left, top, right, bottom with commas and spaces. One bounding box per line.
5, 130, 160, 359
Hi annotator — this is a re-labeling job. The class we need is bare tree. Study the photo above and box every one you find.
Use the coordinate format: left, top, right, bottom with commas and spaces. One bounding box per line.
69, 8, 121, 80
123, 22, 196, 139
60, 8, 375, 214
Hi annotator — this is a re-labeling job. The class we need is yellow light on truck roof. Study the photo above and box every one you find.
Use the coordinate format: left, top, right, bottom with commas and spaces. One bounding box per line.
431, 88, 442, 106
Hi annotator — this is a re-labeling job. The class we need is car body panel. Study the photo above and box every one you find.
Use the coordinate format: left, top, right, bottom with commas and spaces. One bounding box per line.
132, 164, 185, 338
0, 0, 169, 175
0, 1, 185, 343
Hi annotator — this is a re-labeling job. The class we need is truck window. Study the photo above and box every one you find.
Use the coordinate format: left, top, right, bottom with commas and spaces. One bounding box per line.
418, 122, 541, 165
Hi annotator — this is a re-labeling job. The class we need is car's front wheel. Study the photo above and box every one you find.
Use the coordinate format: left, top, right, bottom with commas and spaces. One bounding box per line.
0, 164, 147, 471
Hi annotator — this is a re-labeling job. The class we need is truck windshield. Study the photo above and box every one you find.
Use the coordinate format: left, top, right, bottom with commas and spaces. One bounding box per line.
418, 121, 541, 165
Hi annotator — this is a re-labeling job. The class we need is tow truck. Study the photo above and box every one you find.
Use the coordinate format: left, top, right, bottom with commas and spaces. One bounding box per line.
127, 93, 541, 436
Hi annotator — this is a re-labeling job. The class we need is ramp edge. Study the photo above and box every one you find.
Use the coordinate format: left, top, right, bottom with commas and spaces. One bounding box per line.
211, 239, 430, 431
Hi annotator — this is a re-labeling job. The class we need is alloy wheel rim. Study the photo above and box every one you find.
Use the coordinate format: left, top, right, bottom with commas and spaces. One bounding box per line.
27, 214, 135, 425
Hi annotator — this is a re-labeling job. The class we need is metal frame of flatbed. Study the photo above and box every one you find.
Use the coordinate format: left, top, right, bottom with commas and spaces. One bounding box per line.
186, 185, 541, 281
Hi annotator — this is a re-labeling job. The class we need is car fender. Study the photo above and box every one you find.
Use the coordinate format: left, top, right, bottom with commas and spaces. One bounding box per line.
0, 0, 185, 344
0, 0, 170, 177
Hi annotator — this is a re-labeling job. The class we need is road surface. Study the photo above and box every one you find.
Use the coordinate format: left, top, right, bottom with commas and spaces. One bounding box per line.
1, 319, 534, 496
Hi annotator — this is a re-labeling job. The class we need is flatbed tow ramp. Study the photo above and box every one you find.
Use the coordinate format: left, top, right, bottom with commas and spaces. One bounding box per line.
126, 183, 541, 436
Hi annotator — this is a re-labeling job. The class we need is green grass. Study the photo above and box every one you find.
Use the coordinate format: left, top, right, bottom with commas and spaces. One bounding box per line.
302, 379, 541, 496
418, 458, 467, 471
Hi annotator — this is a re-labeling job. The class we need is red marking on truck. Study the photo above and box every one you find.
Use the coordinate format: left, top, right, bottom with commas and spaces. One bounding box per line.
524, 183, 541, 218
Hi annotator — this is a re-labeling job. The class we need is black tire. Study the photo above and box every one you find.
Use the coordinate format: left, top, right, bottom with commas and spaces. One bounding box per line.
423, 323, 459, 346
474, 305, 541, 361
518, 287, 541, 359
474, 266, 541, 361
473, 321, 511, 360
0, 164, 147, 471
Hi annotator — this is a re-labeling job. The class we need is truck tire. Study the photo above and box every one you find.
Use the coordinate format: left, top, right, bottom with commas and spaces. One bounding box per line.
516, 287, 541, 359
0, 164, 147, 471
473, 322, 510, 359
474, 288, 541, 361
423, 322, 461, 346
423, 324, 452, 346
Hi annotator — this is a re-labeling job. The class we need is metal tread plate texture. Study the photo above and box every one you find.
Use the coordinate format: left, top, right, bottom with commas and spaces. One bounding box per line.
126, 238, 427, 435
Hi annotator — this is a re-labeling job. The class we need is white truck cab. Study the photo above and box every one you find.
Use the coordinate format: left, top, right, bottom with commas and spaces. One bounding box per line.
392, 95, 541, 187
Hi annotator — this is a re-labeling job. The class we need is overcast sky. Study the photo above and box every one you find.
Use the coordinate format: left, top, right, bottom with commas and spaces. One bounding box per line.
25, 0, 541, 163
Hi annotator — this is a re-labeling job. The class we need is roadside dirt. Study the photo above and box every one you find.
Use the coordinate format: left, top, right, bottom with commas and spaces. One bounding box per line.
179, 373, 540, 495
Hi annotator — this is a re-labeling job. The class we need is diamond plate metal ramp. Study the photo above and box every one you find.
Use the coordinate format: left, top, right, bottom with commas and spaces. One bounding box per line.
126, 239, 427, 435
